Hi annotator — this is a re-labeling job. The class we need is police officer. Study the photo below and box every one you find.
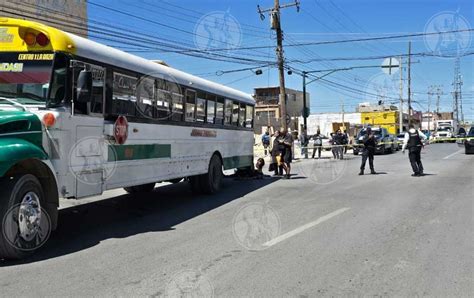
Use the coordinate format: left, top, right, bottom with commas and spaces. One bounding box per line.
402, 125, 427, 177
359, 127, 377, 175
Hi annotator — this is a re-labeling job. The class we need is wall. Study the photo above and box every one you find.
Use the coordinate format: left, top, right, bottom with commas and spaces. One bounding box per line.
361, 111, 399, 134
299, 112, 362, 136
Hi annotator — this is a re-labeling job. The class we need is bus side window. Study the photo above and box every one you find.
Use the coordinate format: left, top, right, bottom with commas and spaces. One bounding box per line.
185, 89, 196, 122
232, 101, 239, 126
246, 105, 254, 128
224, 99, 232, 125
239, 103, 245, 127
112, 72, 137, 117
216, 97, 224, 125
207, 94, 216, 124
136, 77, 154, 119
156, 78, 170, 120
196, 91, 206, 122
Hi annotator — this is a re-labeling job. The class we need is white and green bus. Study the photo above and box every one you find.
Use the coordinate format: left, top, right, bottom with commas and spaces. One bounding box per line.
0, 18, 255, 259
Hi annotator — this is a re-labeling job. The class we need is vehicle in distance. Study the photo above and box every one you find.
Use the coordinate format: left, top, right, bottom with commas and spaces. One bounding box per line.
308, 134, 332, 151
353, 127, 396, 155
461, 126, 474, 154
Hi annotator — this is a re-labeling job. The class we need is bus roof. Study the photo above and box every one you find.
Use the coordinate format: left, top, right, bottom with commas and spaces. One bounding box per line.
0, 18, 255, 105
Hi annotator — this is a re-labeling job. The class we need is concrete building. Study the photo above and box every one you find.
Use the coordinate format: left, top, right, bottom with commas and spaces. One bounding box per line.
253, 86, 309, 134
298, 112, 362, 137
0, 0, 88, 37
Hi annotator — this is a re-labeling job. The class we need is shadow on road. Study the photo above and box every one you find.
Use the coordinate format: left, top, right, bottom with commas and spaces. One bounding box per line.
1, 177, 278, 266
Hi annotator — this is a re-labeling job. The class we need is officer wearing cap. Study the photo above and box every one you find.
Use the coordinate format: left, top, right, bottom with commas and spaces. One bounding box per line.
402, 124, 427, 177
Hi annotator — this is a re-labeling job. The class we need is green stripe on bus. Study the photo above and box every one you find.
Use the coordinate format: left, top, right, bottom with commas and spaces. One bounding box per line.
223, 155, 253, 170
108, 144, 171, 161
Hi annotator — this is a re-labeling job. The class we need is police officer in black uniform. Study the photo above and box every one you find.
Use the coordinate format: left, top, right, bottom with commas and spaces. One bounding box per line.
359, 127, 377, 175
402, 124, 427, 177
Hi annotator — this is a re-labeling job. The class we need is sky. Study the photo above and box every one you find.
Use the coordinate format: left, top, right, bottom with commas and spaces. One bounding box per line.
88, 0, 474, 121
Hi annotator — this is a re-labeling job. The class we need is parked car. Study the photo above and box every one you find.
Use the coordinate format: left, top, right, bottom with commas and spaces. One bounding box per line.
396, 133, 405, 149
353, 127, 396, 155
459, 126, 474, 154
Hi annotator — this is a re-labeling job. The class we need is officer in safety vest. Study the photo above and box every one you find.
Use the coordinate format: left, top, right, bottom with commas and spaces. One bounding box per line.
402, 124, 427, 177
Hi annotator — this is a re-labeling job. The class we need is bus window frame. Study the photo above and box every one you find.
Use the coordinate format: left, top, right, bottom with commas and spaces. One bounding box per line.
185, 89, 197, 122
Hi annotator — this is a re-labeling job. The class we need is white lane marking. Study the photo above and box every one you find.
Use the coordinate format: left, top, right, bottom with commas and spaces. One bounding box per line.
262, 207, 350, 247
442, 149, 464, 160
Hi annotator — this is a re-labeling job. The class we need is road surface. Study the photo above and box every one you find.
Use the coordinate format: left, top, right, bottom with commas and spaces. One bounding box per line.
0, 143, 472, 296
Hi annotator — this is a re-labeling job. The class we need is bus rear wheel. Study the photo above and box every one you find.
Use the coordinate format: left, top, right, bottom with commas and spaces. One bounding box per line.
124, 183, 155, 194
201, 154, 223, 194
0, 174, 51, 260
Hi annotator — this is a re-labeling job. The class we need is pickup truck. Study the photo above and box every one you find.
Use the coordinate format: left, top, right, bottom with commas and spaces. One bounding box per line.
353, 127, 396, 155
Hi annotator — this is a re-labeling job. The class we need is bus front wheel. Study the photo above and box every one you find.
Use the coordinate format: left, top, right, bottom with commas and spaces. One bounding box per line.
0, 174, 51, 260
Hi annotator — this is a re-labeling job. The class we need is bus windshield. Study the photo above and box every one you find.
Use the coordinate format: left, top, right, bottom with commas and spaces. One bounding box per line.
0, 52, 55, 105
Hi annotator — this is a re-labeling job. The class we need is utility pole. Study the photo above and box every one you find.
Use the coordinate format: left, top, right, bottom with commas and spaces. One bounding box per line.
407, 41, 412, 127
436, 86, 442, 114
258, 0, 299, 131
427, 86, 435, 132
399, 56, 404, 133
452, 57, 463, 127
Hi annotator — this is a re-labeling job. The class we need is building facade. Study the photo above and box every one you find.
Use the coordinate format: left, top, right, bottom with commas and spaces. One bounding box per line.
0, 0, 88, 37
253, 86, 310, 134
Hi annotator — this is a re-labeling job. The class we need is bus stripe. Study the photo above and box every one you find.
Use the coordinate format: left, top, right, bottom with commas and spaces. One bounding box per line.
108, 144, 171, 161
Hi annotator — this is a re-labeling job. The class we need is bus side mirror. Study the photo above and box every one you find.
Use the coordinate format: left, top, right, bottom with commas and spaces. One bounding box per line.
76, 70, 92, 103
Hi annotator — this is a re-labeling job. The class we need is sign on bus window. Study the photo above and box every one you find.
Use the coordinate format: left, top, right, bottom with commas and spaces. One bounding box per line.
113, 73, 137, 116
136, 77, 154, 118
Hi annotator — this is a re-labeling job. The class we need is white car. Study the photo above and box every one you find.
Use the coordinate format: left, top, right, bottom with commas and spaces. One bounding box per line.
308, 135, 332, 151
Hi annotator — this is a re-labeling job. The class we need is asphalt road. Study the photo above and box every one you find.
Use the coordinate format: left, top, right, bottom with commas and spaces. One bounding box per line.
0, 143, 472, 297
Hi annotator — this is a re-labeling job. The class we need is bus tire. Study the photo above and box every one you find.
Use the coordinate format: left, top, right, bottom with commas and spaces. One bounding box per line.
124, 183, 155, 194
0, 174, 51, 260
200, 154, 223, 195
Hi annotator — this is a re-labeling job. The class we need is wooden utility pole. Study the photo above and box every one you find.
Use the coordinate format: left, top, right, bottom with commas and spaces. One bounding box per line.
407, 41, 412, 127
399, 56, 404, 133
258, 0, 299, 131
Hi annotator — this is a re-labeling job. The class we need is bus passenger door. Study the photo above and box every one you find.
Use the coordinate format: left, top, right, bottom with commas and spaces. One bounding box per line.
69, 61, 107, 198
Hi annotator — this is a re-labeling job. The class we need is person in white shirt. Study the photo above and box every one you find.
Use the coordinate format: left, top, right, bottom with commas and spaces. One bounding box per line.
402, 125, 427, 177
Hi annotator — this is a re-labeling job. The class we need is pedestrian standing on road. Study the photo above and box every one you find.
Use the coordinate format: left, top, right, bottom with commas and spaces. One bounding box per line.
312, 129, 323, 159
279, 128, 293, 179
299, 129, 309, 158
336, 129, 344, 160
343, 130, 349, 154
330, 132, 339, 159
269, 130, 283, 176
402, 124, 427, 177
261, 131, 270, 156
359, 127, 377, 175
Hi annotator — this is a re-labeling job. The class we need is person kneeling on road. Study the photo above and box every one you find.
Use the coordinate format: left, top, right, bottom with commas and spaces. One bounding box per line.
402, 124, 427, 177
